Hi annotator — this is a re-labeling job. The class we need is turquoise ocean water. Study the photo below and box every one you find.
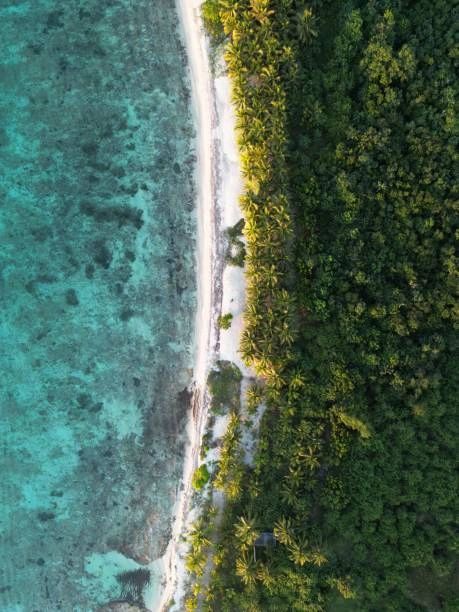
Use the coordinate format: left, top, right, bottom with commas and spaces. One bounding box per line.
0, 1, 196, 609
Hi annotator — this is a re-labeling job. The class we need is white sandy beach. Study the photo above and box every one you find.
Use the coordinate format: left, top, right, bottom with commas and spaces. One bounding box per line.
156, 1, 247, 610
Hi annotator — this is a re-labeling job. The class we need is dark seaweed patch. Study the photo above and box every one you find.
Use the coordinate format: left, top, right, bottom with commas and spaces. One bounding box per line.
81, 142, 99, 157
65, 289, 79, 306
77, 394, 91, 409
85, 263, 95, 279
78, 8, 91, 20
119, 183, 139, 197
27, 43, 43, 55
37, 274, 57, 284
81, 202, 143, 230
38, 512, 56, 522
25, 280, 35, 294
25, 274, 57, 294
120, 308, 134, 321
44, 10, 64, 31
112, 166, 126, 178
77, 393, 103, 414
92, 240, 112, 269
0, 127, 9, 147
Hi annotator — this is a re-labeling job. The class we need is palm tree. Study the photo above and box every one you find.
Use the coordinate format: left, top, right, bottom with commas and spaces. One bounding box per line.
256, 562, 276, 591
310, 549, 328, 566
219, 0, 241, 35
236, 551, 258, 587
188, 522, 211, 553
287, 463, 303, 490
250, 0, 274, 25
298, 446, 320, 471
281, 482, 299, 507
274, 516, 294, 546
294, 7, 318, 43
287, 535, 310, 567
235, 514, 259, 550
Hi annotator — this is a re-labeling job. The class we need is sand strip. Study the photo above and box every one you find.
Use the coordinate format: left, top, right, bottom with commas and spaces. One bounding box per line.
157, 2, 248, 609
157, 2, 214, 610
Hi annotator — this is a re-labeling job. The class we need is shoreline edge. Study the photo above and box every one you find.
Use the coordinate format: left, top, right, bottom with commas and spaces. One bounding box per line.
158, 0, 248, 608
158, 1, 215, 609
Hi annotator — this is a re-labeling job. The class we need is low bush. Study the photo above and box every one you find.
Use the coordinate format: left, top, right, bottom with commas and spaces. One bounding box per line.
207, 360, 242, 414
218, 312, 233, 330
192, 463, 210, 491
225, 219, 246, 267
201, 0, 224, 41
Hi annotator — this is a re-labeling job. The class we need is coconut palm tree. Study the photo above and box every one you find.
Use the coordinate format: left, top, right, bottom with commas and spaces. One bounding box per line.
235, 514, 259, 550
256, 562, 276, 591
310, 549, 328, 566
219, 0, 241, 35
189, 522, 211, 549
250, 0, 274, 25
274, 516, 294, 546
287, 535, 310, 566
294, 7, 318, 43
281, 482, 299, 507
236, 551, 258, 587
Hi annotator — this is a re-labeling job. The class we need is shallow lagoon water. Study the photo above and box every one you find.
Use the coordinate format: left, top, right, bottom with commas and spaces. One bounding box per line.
0, 1, 195, 609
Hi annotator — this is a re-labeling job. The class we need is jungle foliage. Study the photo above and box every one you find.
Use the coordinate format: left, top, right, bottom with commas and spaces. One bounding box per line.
201, 0, 458, 610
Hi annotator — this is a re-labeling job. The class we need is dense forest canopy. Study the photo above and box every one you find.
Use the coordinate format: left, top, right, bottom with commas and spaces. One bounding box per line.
197, 0, 458, 610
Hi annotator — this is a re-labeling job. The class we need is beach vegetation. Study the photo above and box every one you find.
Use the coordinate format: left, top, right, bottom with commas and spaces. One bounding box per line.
225, 245, 245, 267
186, 516, 213, 577
207, 360, 242, 414
200, 430, 212, 460
214, 412, 244, 500
226, 218, 245, 241
217, 312, 233, 330
225, 218, 246, 266
202, 0, 458, 610
192, 463, 211, 491
184, 507, 218, 611
201, 0, 224, 41
245, 382, 264, 414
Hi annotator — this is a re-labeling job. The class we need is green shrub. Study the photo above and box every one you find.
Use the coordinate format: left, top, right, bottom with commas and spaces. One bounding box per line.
207, 360, 242, 414
225, 219, 246, 267
192, 463, 210, 491
226, 218, 245, 241
201, 0, 224, 41
226, 246, 246, 267
218, 313, 233, 330
246, 383, 264, 414
200, 431, 212, 460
